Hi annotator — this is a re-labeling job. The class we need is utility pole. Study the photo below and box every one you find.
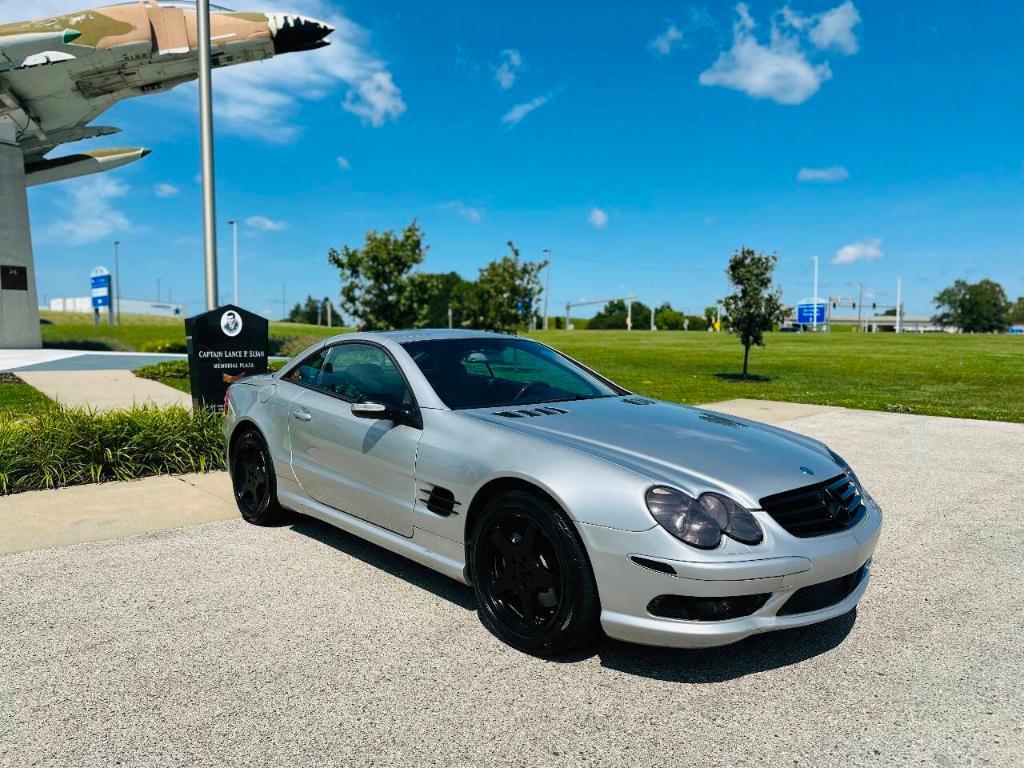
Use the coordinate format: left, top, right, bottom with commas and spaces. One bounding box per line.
156, 277, 161, 303
896, 277, 902, 333
113, 240, 121, 325
229, 219, 238, 306
856, 282, 864, 331
626, 298, 633, 331
281, 282, 286, 321
812, 255, 819, 332
327, 300, 332, 328
197, 0, 219, 310
650, 305, 655, 331
542, 248, 551, 330
448, 306, 453, 329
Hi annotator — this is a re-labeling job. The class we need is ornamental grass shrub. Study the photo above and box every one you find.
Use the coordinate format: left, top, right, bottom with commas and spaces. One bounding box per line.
0, 405, 225, 495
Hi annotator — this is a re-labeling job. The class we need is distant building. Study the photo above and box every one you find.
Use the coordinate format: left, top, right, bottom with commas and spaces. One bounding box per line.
782, 313, 954, 333
46, 297, 186, 318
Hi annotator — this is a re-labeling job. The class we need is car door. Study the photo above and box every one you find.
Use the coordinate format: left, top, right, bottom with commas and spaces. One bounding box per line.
285, 342, 421, 538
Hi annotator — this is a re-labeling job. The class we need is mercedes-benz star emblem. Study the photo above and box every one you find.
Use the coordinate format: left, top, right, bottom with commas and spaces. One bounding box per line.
820, 487, 850, 525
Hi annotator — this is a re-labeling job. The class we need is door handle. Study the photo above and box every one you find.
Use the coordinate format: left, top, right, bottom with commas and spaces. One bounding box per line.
293, 408, 312, 422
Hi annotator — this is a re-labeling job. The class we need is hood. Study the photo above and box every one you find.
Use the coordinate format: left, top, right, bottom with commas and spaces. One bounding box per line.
462, 397, 839, 508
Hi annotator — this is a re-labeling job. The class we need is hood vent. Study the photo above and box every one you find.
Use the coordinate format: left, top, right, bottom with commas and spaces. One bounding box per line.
494, 406, 569, 418
623, 397, 655, 406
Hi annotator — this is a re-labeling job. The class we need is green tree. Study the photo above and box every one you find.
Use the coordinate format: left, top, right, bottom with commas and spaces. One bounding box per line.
722, 247, 785, 379
285, 295, 342, 326
933, 279, 1011, 333
1009, 296, 1024, 325
654, 302, 686, 330
407, 271, 470, 328
454, 242, 547, 333
587, 299, 652, 329
327, 221, 426, 330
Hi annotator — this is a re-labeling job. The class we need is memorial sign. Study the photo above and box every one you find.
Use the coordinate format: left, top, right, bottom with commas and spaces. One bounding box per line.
184, 304, 268, 411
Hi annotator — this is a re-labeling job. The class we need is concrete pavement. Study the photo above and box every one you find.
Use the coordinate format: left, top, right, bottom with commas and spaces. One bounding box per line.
15, 369, 191, 411
1, 407, 1022, 767
0, 349, 185, 372
0, 473, 234, 556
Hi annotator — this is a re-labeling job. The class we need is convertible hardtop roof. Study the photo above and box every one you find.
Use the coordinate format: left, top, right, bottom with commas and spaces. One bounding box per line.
333, 329, 518, 345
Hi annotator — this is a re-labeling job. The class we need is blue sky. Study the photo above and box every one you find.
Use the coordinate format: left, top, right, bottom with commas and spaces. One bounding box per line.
13, 0, 1024, 319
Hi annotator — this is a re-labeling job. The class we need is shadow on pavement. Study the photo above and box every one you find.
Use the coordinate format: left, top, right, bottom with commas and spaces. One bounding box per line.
288, 514, 857, 680
595, 609, 857, 682
289, 515, 477, 611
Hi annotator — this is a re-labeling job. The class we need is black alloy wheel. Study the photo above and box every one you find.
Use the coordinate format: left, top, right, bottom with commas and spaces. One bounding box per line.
231, 430, 286, 525
471, 490, 600, 656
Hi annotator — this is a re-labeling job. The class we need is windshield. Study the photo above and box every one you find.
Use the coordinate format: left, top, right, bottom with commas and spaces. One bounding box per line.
402, 337, 622, 410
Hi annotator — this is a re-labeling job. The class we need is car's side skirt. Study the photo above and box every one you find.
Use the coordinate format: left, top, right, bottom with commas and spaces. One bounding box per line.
278, 487, 471, 585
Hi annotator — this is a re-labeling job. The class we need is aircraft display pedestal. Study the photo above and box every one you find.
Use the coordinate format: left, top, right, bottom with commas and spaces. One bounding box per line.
0, 124, 42, 350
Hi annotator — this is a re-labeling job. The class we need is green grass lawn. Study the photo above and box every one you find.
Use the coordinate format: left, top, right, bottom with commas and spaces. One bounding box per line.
40, 312, 345, 354
527, 330, 1024, 423
0, 374, 54, 418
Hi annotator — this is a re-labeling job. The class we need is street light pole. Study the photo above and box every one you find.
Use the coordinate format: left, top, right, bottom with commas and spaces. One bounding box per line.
197, 0, 219, 311
542, 248, 552, 330
113, 240, 121, 325
229, 219, 238, 306
812, 256, 819, 332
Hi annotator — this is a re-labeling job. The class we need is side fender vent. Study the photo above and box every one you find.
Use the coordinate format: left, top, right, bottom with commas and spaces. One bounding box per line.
623, 397, 655, 406
420, 485, 460, 517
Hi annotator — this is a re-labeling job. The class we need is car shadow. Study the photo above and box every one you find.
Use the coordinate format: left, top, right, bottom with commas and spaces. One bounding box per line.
287, 514, 477, 611
287, 514, 857, 680
594, 609, 857, 682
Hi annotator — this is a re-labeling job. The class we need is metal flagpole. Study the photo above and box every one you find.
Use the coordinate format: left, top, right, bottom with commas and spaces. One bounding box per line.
542, 249, 551, 330
197, 0, 219, 310
229, 219, 238, 306
812, 256, 819, 332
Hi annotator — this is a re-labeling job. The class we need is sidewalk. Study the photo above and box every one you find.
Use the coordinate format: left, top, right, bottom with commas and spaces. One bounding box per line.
16, 369, 191, 411
0, 472, 235, 555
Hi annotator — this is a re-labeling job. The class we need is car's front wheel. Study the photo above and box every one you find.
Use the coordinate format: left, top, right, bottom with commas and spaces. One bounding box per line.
230, 429, 287, 525
470, 490, 600, 656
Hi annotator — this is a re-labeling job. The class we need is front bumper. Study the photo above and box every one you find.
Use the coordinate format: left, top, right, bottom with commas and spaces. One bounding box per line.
577, 501, 882, 648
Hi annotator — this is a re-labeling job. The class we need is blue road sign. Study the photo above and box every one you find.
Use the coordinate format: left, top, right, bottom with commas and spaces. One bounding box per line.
91, 274, 111, 309
797, 302, 826, 325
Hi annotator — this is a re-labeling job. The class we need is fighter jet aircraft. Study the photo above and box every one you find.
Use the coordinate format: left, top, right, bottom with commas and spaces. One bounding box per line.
0, 0, 333, 186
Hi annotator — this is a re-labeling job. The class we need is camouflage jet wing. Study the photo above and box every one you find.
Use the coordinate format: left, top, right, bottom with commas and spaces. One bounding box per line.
0, 1, 331, 181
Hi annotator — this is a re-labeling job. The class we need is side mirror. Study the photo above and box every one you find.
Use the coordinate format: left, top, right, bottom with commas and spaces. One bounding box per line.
351, 401, 395, 420
351, 400, 422, 429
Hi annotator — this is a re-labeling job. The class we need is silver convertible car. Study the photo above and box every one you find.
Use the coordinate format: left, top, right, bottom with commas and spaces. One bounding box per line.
224, 329, 882, 655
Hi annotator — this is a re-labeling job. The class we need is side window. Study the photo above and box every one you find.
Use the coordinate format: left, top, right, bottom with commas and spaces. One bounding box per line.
285, 348, 328, 387
317, 344, 412, 406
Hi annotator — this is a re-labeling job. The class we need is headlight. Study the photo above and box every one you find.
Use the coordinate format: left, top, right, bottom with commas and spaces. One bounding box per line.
827, 449, 875, 504
645, 486, 763, 549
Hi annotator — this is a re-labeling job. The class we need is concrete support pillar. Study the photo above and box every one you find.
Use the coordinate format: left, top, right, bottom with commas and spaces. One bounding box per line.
0, 121, 41, 349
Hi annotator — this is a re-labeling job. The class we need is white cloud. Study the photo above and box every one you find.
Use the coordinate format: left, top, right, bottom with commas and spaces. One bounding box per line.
649, 23, 684, 56
797, 165, 849, 182
699, 4, 831, 105
809, 2, 861, 54
44, 176, 131, 246
588, 207, 609, 229
341, 70, 405, 127
440, 201, 484, 223
336, 156, 351, 170
246, 216, 287, 232
501, 95, 549, 127
494, 49, 522, 90
833, 238, 883, 265
154, 183, 180, 198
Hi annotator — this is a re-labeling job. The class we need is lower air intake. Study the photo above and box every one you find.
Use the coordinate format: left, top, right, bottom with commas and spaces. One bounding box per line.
647, 593, 770, 622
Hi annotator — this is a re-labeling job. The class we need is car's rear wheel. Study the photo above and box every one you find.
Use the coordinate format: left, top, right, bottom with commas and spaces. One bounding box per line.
231, 430, 287, 525
470, 490, 600, 656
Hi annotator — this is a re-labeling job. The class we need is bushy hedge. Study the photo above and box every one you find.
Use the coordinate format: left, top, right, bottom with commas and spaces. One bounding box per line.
0, 405, 226, 495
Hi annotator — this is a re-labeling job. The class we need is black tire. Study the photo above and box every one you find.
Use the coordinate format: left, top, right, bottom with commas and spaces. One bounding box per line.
470, 490, 600, 656
230, 429, 287, 525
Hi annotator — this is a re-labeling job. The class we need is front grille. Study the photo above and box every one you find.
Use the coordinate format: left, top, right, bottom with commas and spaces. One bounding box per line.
777, 564, 867, 616
759, 473, 865, 538
647, 593, 770, 622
